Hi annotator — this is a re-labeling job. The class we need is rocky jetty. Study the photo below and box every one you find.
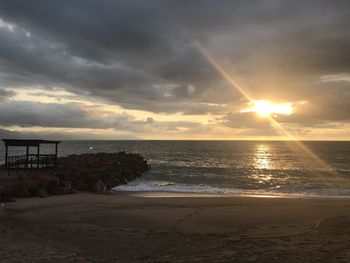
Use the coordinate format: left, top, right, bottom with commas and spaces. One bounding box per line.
0, 152, 150, 200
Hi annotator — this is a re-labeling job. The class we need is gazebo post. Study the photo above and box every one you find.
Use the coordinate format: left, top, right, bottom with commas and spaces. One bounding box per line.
54, 143, 58, 167
26, 145, 29, 168
5, 145, 8, 169
37, 144, 40, 169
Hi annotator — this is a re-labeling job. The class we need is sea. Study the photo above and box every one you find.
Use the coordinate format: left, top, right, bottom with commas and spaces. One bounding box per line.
1, 140, 350, 198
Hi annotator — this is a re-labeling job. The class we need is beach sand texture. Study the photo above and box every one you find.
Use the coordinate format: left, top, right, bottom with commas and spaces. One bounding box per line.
1, 193, 350, 262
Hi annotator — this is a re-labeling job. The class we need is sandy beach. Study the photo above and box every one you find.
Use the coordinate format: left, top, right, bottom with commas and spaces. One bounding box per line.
0, 193, 349, 262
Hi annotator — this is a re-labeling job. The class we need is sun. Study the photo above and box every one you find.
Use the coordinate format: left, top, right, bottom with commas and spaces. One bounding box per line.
254, 100, 272, 117
242, 100, 293, 117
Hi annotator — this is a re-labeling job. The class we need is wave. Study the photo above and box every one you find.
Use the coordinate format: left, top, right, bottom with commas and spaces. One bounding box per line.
113, 179, 350, 198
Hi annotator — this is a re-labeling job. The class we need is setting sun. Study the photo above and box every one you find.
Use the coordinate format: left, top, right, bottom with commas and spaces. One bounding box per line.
242, 100, 293, 117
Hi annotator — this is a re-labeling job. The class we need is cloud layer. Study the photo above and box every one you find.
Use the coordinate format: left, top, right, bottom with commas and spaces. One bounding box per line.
0, 1, 349, 139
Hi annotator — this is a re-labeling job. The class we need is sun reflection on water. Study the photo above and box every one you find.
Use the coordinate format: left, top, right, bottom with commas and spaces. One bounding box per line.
250, 144, 277, 187
254, 144, 271, 170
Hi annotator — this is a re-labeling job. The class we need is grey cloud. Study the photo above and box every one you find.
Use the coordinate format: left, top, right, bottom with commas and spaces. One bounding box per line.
0, 2, 273, 108
0, 0, 349, 129
221, 112, 272, 129
107, 116, 205, 134
0, 128, 21, 139
0, 128, 140, 140
0, 88, 14, 100
269, 80, 350, 127
0, 100, 133, 129
0, 23, 224, 114
0, 100, 208, 136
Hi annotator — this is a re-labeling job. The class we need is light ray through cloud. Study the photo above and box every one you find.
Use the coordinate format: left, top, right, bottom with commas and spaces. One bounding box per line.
192, 40, 341, 176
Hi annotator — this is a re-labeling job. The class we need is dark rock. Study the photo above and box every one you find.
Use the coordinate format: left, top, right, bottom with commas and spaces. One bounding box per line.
61, 180, 75, 194
92, 180, 107, 192
36, 188, 50, 198
2, 196, 15, 202
48, 186, 66, 195
76, 180, 90, 191
21, 177, 40, 196
2, 178, 31, 198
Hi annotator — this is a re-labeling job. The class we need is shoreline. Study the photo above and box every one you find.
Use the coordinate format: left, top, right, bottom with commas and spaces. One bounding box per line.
112, 189, 350, 200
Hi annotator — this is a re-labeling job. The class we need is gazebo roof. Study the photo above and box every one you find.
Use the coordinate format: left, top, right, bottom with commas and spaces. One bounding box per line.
2, 139, 61, 147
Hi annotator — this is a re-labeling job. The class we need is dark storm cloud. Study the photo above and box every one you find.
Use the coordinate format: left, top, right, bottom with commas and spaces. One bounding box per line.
0, 0, 349, 129
0, 88, 14, 100
0, 21, 220, 114
0, 101, 132, 129
0, 128, 20, 138
0, 100, 205, 136
0, 128, 141, 140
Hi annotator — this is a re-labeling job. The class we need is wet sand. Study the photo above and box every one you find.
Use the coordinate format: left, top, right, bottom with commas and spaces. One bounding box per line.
1, 192, 350, 262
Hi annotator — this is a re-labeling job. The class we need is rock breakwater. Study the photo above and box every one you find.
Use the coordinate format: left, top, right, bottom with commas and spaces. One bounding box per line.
0, 152, 150, 200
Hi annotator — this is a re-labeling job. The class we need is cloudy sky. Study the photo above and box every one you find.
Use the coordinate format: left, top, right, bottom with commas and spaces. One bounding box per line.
0, 0, 349, 140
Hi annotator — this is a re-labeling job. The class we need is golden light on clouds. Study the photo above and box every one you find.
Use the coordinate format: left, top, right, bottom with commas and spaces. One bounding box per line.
191, 40, 345, 178
242, 100, 293, 117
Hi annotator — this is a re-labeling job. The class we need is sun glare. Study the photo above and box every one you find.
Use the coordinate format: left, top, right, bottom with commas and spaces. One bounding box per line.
243, 100, 293, 117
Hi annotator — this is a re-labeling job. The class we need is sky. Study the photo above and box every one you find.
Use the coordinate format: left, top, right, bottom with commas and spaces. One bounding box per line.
0, 0, 350, 140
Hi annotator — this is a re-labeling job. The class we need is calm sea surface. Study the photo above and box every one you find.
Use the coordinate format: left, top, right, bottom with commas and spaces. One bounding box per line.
1, 140, 350, 197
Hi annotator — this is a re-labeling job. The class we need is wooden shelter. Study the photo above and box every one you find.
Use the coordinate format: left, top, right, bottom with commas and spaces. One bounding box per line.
2, 139, 60, 169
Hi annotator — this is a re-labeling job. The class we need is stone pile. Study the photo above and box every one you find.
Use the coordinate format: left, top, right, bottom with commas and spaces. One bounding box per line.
0, 152, 150, 200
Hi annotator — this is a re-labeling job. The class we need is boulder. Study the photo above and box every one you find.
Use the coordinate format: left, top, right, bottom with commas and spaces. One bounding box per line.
36, 188, 50, 198
92, 180, 107, 192
61, 180, 75, 194
48, 186, 66, 195
21, 177, 40, 196
76, 180, 90, 191
3, 178, 31, 198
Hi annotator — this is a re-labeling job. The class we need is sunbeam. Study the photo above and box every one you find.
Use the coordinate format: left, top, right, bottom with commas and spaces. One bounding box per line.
193, 41, 340, 176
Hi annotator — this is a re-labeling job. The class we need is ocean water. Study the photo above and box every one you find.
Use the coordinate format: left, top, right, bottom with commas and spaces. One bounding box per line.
1, 140, 350, 197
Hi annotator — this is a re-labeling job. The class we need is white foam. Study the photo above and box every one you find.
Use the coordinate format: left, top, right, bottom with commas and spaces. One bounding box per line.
113, 179, 350, 198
